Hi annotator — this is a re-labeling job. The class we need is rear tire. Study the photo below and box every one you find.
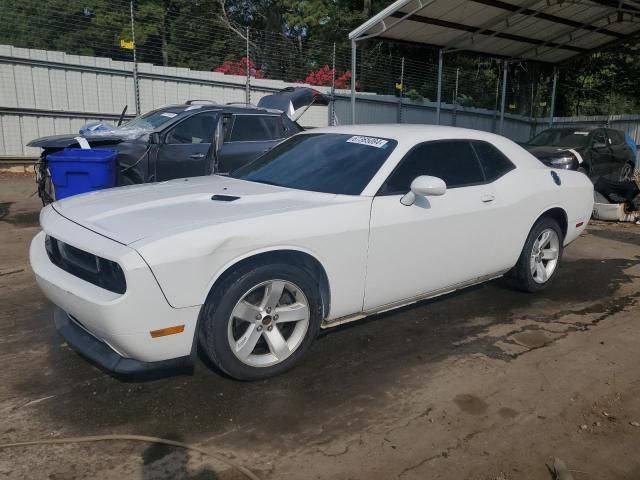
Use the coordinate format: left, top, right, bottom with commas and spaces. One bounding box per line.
512, 217, 563, 292
199, 263, 322, 380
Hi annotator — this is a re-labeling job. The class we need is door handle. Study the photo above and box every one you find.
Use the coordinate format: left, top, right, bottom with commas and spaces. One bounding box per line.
189, 153, 205, 159
481, 194, 495, 203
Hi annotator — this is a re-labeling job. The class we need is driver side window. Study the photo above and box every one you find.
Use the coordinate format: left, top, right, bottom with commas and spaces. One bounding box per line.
165, 112, 217, 145
380, 141, 485, 195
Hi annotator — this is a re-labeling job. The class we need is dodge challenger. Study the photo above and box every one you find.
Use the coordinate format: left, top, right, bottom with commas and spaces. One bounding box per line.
30, 125, 594, 380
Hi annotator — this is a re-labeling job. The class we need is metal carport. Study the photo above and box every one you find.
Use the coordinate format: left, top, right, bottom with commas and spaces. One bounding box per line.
348, 0, 640, 130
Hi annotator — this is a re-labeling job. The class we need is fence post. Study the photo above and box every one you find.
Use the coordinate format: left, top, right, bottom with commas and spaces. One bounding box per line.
397, 57, 405, 123
350, 39, 357, 124
329, 42, 336, 126
452, 67, 459, 126
129, 0, 140, 115
245, 27, 251, 106
436, 49, 443, 125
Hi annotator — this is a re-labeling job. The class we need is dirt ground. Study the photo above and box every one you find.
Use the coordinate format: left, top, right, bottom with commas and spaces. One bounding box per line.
1, 175, 639, 480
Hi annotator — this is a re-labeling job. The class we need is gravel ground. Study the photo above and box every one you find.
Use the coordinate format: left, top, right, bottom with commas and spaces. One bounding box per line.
1, 176, 639, 480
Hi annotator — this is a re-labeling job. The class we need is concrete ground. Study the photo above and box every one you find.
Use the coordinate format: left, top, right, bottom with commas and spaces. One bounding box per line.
1, 175, 639, 480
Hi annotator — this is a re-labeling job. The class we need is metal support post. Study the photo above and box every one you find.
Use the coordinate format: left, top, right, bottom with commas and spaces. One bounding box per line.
548, 66, 558, 128
329, 43, 336, 126
452, 67, 459, 126
499, 59, 508, 134
436, 49, 443, 125
350, 40, 357, 124
397, 57, 405, 123
245, 27, 251, 106
129, 0, 140, 115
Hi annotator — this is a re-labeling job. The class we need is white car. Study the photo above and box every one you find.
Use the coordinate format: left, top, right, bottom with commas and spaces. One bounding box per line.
30, 125, 594, 380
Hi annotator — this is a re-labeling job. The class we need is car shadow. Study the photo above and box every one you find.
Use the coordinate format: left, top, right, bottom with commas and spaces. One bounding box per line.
10, 256, 639, 457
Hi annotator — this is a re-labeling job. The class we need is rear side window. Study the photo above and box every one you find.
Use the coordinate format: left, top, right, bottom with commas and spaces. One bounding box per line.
230, 115, 284, 142
380, 141, 484, 194
471, 141, 515, 182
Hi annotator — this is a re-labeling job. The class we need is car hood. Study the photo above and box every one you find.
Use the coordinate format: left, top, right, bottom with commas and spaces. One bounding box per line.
28, 133, 127, 149
523, 145, 585, 166
524, 145, 582, 158
51, 175, 340, 245
27, 129, 151, 149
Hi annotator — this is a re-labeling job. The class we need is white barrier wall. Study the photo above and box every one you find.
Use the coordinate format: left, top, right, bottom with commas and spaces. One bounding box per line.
0, 45, 332, 156
1, 45, 639, 157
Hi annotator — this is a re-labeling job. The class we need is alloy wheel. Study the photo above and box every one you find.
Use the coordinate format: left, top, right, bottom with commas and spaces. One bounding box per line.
529, 228, 560, 284
227, 280, 310, 367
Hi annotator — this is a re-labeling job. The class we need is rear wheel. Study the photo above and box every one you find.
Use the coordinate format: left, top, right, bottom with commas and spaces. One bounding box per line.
199, 263, 321, 380
512, 218, 563, 292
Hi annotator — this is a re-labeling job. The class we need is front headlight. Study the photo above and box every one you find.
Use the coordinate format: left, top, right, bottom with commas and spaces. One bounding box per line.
549, 154, 577, 169
45, 236, 127, 294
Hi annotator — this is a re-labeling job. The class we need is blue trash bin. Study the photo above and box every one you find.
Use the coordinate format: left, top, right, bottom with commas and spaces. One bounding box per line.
47, 148, 118, 200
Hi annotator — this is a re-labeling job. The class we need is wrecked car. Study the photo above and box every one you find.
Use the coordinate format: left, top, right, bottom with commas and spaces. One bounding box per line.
28, 87, 329, 204
523, 126, 635, 182
30, 125, 594, 380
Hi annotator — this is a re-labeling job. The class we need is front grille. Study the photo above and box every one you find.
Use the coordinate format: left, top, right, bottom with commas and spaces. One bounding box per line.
45, 236, 127, 294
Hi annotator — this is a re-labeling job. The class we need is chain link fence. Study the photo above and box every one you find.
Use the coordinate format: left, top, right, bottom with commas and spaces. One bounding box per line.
1, 0, 638, 124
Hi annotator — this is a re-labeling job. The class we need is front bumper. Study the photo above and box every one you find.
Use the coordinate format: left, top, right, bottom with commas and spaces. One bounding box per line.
54, 307, 192, 375
30, 208, 202, 366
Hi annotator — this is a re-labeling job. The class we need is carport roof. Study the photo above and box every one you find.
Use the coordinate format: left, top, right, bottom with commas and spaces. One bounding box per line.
349, 0, 640, 63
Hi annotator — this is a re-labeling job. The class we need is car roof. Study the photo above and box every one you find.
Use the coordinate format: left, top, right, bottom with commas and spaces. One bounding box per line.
305, 124, 515, 144
157, 103, 283, 115
543, 126, 598, 131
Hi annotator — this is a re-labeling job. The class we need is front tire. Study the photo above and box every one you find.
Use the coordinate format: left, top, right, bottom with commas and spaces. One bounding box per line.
512, 217, 563, 292
199, 263, 322, 380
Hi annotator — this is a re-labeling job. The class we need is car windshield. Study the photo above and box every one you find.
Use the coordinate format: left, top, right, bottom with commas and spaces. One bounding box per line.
231, 133, 398, 195
121, 108, 185, 130
527, 129, 590, 148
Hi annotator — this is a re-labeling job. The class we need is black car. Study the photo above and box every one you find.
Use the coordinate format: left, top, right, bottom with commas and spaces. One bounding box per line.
28, 87, 328, 203
523, 127, 635, 182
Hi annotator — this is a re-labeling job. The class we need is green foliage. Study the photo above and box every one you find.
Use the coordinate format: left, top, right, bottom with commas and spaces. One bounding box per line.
405, 89, 424, 102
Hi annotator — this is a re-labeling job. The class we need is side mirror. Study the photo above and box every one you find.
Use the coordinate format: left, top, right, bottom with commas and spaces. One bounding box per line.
400, 175, 447, 206
592, 142, 607, 151
150, 132, 161, 145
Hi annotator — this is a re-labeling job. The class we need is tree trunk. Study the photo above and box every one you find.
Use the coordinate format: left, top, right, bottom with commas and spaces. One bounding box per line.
363, 0, 372, 18
161, 1, 172, 66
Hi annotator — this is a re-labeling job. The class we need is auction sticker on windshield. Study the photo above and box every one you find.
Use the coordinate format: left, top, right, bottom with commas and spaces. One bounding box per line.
347, 136, 389, 148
